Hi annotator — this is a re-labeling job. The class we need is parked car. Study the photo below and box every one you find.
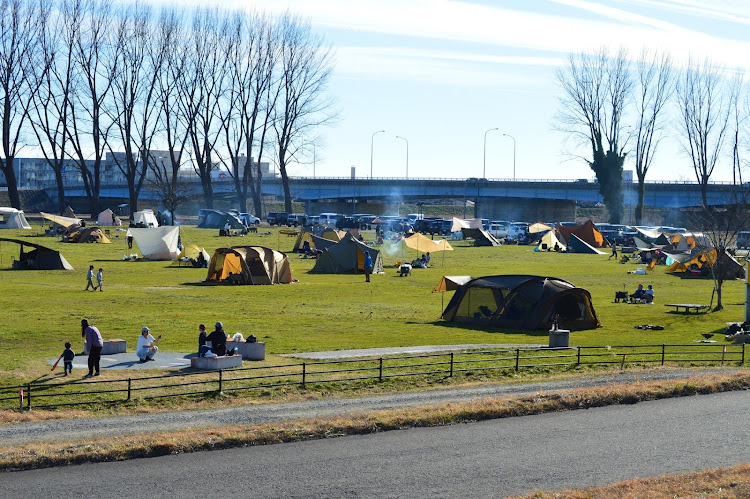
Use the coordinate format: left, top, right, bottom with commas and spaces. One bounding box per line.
286, 214, 307, 227
266, 212, 289, 226
239, 213, 260, 225
413, 218, 444, 235
737, 231, 750, 249
506, 222, 530, 243
306, 215, 320, 226
318, 213, 341, 226
336, 216, 358, 229
352, 214, 376, 229
488, 221, 509, 239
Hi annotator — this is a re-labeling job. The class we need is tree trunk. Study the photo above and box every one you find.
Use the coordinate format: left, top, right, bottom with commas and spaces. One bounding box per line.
55, 168, 66, 214
635, 176, 646, 225
2, 157, 21, 209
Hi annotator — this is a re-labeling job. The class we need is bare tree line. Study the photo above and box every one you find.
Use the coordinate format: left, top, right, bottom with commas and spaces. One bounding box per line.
0, 0, 335, 218
557, 47, 746, 224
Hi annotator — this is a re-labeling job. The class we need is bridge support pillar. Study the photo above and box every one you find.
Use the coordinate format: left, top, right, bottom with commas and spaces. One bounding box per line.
477, 197, 576, 222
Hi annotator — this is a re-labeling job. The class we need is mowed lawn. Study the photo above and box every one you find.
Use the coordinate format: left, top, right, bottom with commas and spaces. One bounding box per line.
0, 224, 744, 378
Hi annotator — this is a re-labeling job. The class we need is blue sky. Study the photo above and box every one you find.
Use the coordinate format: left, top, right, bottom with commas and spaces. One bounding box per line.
183, 0, 750, 181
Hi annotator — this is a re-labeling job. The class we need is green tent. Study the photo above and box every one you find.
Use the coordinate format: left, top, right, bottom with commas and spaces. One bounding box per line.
567, 234, 606, 255
311, 232, 384, 274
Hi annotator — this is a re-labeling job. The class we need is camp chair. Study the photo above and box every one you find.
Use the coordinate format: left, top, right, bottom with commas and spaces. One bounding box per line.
648, 260, 656, 271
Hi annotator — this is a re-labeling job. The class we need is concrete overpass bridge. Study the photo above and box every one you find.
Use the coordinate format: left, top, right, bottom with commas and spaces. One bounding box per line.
54, 176, 743, 222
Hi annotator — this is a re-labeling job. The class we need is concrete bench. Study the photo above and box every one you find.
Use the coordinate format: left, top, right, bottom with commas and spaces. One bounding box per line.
665, 303, 709, 313
85, 339, 127, 355
190, 355, 242, 370
227, 341, 266, 361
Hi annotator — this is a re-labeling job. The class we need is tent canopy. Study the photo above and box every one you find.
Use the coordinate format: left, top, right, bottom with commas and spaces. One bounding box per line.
206, 246, 292, 284
461, 228, 501, 246
0, 238, 73, 270
442, 275, 600, 331
133, 209, 159, 227
311, 232, 384, 274
130, 226, 180, 260
451, 217, 483, 233
403, 232, 454, 253
567, 234, 606, 254
41, 212, 82, 229
433, 275, 473, 293
177, 243, 210, 262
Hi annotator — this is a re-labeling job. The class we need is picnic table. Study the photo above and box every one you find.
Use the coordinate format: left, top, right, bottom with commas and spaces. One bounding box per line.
664, 303, 710, 313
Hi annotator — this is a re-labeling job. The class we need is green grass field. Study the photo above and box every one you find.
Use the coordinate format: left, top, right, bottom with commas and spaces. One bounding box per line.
0, 223, 744, 384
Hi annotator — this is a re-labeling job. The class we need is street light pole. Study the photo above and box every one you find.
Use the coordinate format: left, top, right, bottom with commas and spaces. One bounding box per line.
483, 128, 499, 179
502, 133, 516, 181
395, 135, 409, 178
312, 143, 316, 178
370, 130, 385, 179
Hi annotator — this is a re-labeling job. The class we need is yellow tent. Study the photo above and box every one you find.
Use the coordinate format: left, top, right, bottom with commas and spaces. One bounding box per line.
403, 232, 454, 253
176, 243, 210, 263
666, 249, 716, 273
534, 230, 566, 252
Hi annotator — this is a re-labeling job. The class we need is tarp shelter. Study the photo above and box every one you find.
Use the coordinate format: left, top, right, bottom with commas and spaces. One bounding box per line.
635, 227, 662, 242
461, 227, 501, 246
442, 275, 600, 331
176, 243, 210, 263
97, 208, 122, 226
433, 275, 473, 309
133, 209, 159, 228
130, 226, 180, 260
311, 232, 384, 274
0, 208, 31, 229
534, 230, 566, 252
41, 212, 81, 229
528, 222, 553, 234
665, 248, 743, 279
556, 220, 606, 248
403, 232, 454, 253
61, 206, 77, 219
451, 217, 483, 233
567, 234, 606, 254
0, 238, 73, 270
294, 229, 343, 252
63, 226, 111, 243
205, 246, 292, 284
197, 210, 244, 229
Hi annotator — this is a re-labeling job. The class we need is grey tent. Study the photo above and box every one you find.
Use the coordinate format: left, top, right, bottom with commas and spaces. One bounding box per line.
460, 227, 501, 246
442, 275, 600, 331
197, 210, 245, 229
311, 232, 384, 274
0, 238, 74, 270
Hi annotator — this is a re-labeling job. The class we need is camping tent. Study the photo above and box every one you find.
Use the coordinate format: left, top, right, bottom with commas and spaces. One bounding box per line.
460, 228, 501, 246
0, 238, 73, 270
665, 248, 743, 279
528, 222, 553, 234
132, 209, 159, 227
534, 230, 566, 252
567, 234, 606, 254
41, 212, 82, 230
311, 232, 384, 274
451, 217, 483, 232
205, 246, 292, 284
130, 226, 180, 260
442, 275, 600, 331
176, 243, 210, 263
433, 275, 473, 309
197, 209, 244, 229
63, 226, 111, 243
97, 208, 122, 226
0, 208, 31, 229
556, 220, 606, 248
403, 232, 454, 253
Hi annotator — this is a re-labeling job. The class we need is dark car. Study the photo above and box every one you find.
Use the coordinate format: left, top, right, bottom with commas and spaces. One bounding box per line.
286, 214, 307, 227
414, 218, 444, 235
336, 216, 358, 229
266, 212, 289, 226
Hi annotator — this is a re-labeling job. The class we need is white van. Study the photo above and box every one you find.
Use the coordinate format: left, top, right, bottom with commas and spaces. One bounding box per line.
318, 213, 340, 226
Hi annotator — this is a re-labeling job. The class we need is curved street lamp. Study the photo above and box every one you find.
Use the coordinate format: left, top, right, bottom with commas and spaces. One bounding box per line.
370, 130, 385, 178
395, 135, 409, 178
483, 128, 499, 179
502, 133, 516, 181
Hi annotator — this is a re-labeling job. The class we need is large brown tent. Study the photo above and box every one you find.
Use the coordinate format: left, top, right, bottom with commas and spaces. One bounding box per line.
63, 226, 111, 243
442, 275, 600, 331
205, 246, 292, 284
556, 220, 606, 248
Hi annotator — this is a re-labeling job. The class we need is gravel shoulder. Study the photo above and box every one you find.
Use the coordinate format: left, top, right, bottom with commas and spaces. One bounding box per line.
1, 367, 742, 447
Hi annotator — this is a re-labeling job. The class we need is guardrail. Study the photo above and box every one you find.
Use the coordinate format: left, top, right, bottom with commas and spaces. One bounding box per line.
1, 343, 744, 411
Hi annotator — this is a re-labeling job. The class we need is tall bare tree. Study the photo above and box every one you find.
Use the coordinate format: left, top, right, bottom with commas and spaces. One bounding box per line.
556, 47, 632, 223
0, 0, 45, 209
106, 2, 164, 216
676, 58, 731, 209
28, 0, 81, 213
632, 50, 673, 225
272, 13, 335, 212
67, 0, 117, 216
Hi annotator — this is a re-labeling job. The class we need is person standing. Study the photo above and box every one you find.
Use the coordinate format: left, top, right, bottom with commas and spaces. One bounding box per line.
85, 265, 96, 291
206, 321, 227, 356
61, 342, 75, 376
95, 268, 103, 291
363, 251, 373, 283
608, 240, 618, 260
127, 230, 133, 249
81, 318, 103, 376
136, 326, 162, 362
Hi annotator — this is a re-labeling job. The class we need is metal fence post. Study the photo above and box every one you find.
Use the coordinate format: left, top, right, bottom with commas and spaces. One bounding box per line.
379, 358, 383, 381
127, 378, 131, 401
26, 384, 31, 410
577, 347, 581, 365
515, 349, 520, 371
449, 352, 454, 377
302, 362, 306, 387
661, 344, 665, 366
743, 344, 746, 365
218, 369, 223, 394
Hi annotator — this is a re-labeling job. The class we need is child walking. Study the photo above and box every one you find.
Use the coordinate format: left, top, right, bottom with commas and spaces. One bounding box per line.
95, 268, 103, 291
85, 265, 96, 290
62, 342, 75, 376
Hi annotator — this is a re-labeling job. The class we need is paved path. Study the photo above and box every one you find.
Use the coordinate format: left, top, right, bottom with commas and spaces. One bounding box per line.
1, 367, 742, 447
280, 343, 545, 359
3, 391, 749, 497
47, 352, 196, 371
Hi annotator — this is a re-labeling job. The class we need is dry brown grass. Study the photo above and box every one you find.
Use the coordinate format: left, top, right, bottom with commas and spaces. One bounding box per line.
3, 371, 750, 473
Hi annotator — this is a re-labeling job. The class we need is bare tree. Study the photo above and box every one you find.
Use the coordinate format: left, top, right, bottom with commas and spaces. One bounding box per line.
272, 13, 335, 212
556, 47, 632, 223
0, 0, 45, 209
106, 2, 164, 216
676, 58, 731, 208
728, 74, 744, 190
632, 50, 673, 224
146, 153, 189, 225
67, 0, 117, 217
28, 0, 81, 214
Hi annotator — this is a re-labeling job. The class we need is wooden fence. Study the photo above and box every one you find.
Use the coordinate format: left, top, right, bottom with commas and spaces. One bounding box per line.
1, 343, 744, 411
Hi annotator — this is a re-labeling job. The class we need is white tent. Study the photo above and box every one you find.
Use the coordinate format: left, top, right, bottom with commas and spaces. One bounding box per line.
97, 208, 122, 226
129, 226, 180, 260
133, 209, 159, 227
0, 208, 31, 229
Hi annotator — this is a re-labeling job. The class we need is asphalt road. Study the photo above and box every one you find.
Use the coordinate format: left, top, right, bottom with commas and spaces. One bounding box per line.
3, 390, 750, 498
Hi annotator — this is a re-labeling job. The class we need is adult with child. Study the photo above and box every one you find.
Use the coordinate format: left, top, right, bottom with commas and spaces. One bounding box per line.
81, 318, 103, 376
137, 326, 162, 362
57, 342, 75, 376
630, 283, 645, 303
